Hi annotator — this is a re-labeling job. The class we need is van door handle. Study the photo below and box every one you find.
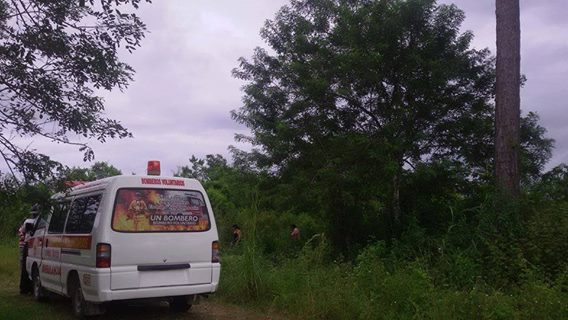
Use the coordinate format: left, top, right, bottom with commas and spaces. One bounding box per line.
45, 239, 48, 247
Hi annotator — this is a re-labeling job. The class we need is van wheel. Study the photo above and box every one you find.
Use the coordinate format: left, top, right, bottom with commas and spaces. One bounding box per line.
32, 267, 47, 302
70, 277, 87, 317
69, 274, 106, 317
70, 281, 88, 318
170, 296, 192, 312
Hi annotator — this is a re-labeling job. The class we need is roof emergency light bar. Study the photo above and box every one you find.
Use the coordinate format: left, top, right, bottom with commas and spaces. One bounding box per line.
147, 160, 161, 176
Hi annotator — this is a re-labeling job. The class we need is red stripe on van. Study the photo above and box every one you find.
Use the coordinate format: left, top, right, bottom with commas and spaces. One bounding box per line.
46, 235, 92, 250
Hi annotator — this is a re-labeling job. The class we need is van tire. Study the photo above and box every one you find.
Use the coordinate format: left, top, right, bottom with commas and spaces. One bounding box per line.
69, 274, 95, 318
70, 276, 87, 318
32, 266, 47, 302
69, 274, 105, 318
170, 296, 192, 312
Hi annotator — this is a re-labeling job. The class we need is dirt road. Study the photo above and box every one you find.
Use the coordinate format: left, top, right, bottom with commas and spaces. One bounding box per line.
178, 300, 285, 320
102, 299, 287, 320
2, 284, 288, 320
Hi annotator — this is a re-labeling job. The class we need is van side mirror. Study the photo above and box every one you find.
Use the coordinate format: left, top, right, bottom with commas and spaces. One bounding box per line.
25, 222, 34, 233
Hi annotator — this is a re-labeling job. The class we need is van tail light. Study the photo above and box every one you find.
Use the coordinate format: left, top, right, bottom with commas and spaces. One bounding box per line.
96, 243, 111, 268
212, 241, 220, 263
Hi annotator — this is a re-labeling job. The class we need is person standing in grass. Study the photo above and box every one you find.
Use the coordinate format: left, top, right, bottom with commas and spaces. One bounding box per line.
18, 204, 40, 294
290, 224, 300, 240
231, 224, 242, 246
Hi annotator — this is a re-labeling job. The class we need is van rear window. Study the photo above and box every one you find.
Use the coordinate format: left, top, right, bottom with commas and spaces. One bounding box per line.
112, 189, 210, 232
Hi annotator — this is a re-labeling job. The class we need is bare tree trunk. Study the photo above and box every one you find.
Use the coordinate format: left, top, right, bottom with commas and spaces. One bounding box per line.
495, 0, 521, 198
392, 172, 401, 224
390, 154, 403, 236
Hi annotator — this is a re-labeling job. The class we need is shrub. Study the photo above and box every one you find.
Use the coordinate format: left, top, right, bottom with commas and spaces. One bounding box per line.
515, 277, 568, 319
524, 202, 568, 280
434, 250, 482, 290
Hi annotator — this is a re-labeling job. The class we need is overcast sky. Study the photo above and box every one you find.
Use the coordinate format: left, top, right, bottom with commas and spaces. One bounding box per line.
15, 0, 568, 175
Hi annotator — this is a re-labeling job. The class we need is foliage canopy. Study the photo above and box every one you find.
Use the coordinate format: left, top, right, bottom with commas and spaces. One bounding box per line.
62, 161, 122, 182
0, 0, 150, 181
232, 0, 552, 245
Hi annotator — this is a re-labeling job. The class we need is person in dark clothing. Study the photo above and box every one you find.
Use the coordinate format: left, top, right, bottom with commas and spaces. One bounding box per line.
231, 224, 242, 246
18, 204, 40, 294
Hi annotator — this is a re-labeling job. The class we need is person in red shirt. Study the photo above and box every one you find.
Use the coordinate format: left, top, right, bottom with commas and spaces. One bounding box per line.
290, 224, 300, 240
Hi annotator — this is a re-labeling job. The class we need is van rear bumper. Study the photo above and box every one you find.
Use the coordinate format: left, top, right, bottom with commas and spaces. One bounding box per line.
81, 264, 220, 303
93, 283, 217, 302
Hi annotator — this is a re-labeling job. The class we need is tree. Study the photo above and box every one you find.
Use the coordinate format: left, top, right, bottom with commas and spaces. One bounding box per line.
532, 164, 568, 201
519, 112, 553, 186
90, 161, 122, 179
62, 161, 122, 182
0, 0, 150, 181
175, 154, 261, 215
233, 0, 496, 233
62, 167, 92, 182
0, 172, 51, 238
495, 0, 521, 197
175, 155, 210, 182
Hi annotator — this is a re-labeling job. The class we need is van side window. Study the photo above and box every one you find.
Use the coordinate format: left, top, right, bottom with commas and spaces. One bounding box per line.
48, 201, 70, 234
65, 195, 102, 234
35, 208, 49, 230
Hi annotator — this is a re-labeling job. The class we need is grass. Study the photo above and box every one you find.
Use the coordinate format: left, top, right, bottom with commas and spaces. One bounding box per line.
216, 240, 568, 320
1, 238, 566, 320
0, 243, 75, 320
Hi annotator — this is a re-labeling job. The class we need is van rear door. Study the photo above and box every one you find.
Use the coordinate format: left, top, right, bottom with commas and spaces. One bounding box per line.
108, 188, 214, 290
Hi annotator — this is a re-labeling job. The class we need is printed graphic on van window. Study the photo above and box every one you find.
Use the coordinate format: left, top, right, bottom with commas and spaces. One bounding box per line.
112, 189, 210, 232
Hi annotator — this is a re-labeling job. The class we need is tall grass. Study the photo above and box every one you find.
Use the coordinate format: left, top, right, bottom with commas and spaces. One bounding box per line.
218, 241, 568, 319
0, 243, 77, 320
217, 231, 568, 320
0, 242, 19, 284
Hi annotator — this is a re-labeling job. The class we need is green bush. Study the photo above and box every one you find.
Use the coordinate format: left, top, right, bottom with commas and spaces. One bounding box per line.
524, 202, 568, 280
0, 177, 51, 241
0, 186, 28, 241
216, 206, 321, 259
430, 288, 516, 320
354, 244, 433, 319
218, 234, 568, 319
434, 250, 482, 290
267, 259, 356, 319
516, 277, 567, 319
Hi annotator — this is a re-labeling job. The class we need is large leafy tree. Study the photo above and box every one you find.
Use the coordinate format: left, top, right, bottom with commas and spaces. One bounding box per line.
232, 0, 552, 244
0, 0, 150, 181
233, 0, 495, 229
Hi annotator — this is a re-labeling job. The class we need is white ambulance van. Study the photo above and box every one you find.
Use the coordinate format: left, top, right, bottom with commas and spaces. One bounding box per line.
25, 163, 220, 316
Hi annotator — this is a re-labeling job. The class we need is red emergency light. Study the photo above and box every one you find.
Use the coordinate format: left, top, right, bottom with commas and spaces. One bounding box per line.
147, 160, 161, 176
